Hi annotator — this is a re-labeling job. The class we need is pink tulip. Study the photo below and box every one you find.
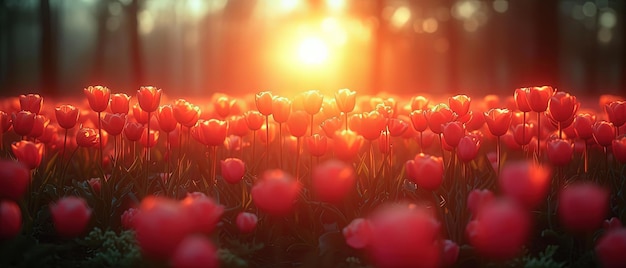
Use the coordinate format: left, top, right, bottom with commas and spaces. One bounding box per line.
0, 200, 22, 239
312, 160, 356, 203
181, 192, 224, 234
50, 197, 92, 238
236, 212, 258, 233
343, 218, 372, 249
171, 236, 219, 268
559, 183, 608, 233
499, 161, 551, 209
596, 228, 626, 268
251, 170, 301, 216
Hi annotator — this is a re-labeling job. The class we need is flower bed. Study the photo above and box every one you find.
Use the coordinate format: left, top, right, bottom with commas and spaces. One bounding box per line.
0, 86, 625, 267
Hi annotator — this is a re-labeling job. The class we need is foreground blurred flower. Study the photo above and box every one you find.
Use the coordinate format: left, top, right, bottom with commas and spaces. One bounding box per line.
84, 86, 110, 113
181, 192, 224, 234
251, 170, 301, 216
467, 189, 495, 216
12, 110, 36, 137
466, 199, 530, 260
559, 183, 608, 233
0, 160, 30, 200
76, 128, 99, 148
343, 218, 372, 249
19, 93, 43, 114
596, 228, 626, 268
604, 217, 623, 231
546, 138, 573, 166
11, 141, 43, 170
312, 160, 356, 203
0, 200, 22, 239
499, 161, 551, 209
192, 119, 228, 147
236, 212, 258, 233
50, 196, 92, 237
55, 104, 79, 130
333, 130, 364, 161
137, 86, 162, 113
135, 196, 193, 259
109, 93, 131, 114
121, 208, 139, 230
171, 236, 219, 268
221, 158, 245, 184
405, 154, 444, 191
368, 204, 441, 268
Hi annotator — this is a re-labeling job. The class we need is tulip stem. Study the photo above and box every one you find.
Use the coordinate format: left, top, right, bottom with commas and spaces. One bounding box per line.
345, 112, 349, 131
295, 137, 301, 180
439, 134, 446, 167
419, 131, 423, 153
60, 128, 68, 178
251, 130, 257, 168
265, 115, 270, 169
211, 145, 218, 192
369, 141, 375, 182
583, 142, 588, 173
146, 111, 151, 184
98, 112, 103, 170
166, 131, 170, 185
497, 135, 501, 176
278, 123, 283, 169
537, 112, 541, 160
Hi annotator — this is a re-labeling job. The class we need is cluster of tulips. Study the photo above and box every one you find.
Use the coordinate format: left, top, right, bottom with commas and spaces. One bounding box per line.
0, 85, 626, 267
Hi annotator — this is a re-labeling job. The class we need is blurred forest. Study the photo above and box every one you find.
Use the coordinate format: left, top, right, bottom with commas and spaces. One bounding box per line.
0, 0, 624, 97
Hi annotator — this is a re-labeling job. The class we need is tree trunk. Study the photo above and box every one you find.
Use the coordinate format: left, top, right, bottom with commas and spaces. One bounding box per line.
128, 0, 144, 89
40, 0, 57, 95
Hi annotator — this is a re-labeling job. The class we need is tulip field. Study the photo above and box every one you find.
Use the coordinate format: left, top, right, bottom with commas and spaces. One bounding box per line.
1, 86, 626, 268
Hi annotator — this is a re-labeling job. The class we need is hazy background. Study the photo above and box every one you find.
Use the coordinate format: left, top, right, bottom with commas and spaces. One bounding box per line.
1, 0, 624, 98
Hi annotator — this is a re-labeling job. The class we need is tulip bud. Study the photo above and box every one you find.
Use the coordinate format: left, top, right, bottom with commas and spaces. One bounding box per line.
84, 86, 111, 113
410, 95, 429, 111
457, 134, 481, 162
0, 200, 22, 239
12, 111, 36, 137
427, 104, 455, 134
11, 141, 43, 170
244, 110, 264, 131
596, 229, 626, 268
514, 87, 532, 112
573, 113, 596, 140
449, 94, 471, 117
359, 111, 386, 141
191, 119, 228, 147
55, 104, 80, 130
121, 208, 139, 230
605, 100, 626, 128
137, 86, 162, 113
228, 115, 250, 137
302, 90, 324, 115
236, 212, 258, 233
306, 134, 327, 157
286, 110, 309, 138
101, 113, 127, 136
221, 158, 245, 184
19, 93, 43, 114
613, 136, 626, 163
140, 129, 159, 148
173, 99, 201, 127
527, 86, 554, 113
76, 128, 99, 148
124, 121, 145, 142
546, 138, 573, 166
593, 120, 616, 147
335, 88, 356, 113
442, 121, 464, 148
405, 153, 444, 191
214, 95, 236, 118
484, 108, 512, 137
0, 160, 30, 201
409, 110, 428, 132
251, 169, 301, 216
441, 239, 460, 267
109, 93, 131, 114
255, 91, 273, 116
333, 130, 364, 161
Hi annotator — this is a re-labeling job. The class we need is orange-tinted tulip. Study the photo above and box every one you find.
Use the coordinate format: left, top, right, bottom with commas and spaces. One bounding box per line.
132, 103, 149, 124
55, 104, 79, 130
214, 95, 236, 118
527, 86, 554, 113
84, 86, 111, 113
547, 91, 579, 124
221, 158, 245, 184
109, 93, 131, 114
124, 121, 145, 142
613, 135, 626, 163
173, 99, 201, 127
442, 121, 465, 147
11, 141, 43, 170
312, 160, 356, 203
514, 87, 532, 112
244, 110, 264, 131
409, 110, 428, 132
405, 153, 444, 191
19, 93, 43, 114
137, 86, 162, 113
484, 108, 512, 137
251, 169, 301, 216
76, 128, 99, 148
606, 100, 626, 128
287, 110, 309, 138
255, 91, 273, 116
500, 161, 551, 209
306, 134, 327, 157
102, 113, 127, 136
320, 116, 343, 138
359, 111, 386, 141
272, 96, 291, 123
50, 196, 92, 237
387, 118, 409, 137
335, 88, 356, 113
457, 134, 481, 163
449, 94, 471, 117
559, 183, 608, 233
302, 90, 324, 115
410, 95, 429, 111
0, 160, 30, 201
546, 138, 573, 166
12, 110, 36, 137
0, 200, 22, 239
593, 120, 615, 147
156, 105, 177, 133
334, 130, 364, 161
427, 104, 454, 134
573, 113, 596, 140
191, 119, 228, 147
140, 129, 160, 148
236, 212, 258, 233
228, 115, 250, 137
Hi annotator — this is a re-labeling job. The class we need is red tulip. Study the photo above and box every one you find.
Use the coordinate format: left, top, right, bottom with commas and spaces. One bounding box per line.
251, 169, 301, 216
573, 113, 595, 140
302, 90, 324, 115
604, 217, 623, 231
466, 199, 530, 260
441, 239, 460, 267
546, 138, 573, 166
335, 88, 356, 113
405, 153, 444, 191
214, 95, 236, 118
173, 99, 201, 127
484, 108, 512, 137
514, 87, 532, 112
547, 92, 579, 122
306, 134, 327, 157
527, 86, 554, 113
613, 135, 626, 163
11, 141, 43, 169
333, 130, 364, 161
606, 100, 626, 128
312, 160, 356, 203
171, 236, 219, 268
121, 208, 139, 230
181, 192, 224, 234
236, 212, 258, 233
227, 115, 249, 137
272, 96, 291, 123
221, 158, 245, 184
135, 196, 193, 259
286, 110, 309, 137
55, 104, 80, 130
467, 189, 495, 216
593, 120, 615, 147
137, 86, 162, 113
140, 129, 159, 148
409, 110, 428, 132
449, 94, 471, 117
38, 124, 57, 145
255, 91, 273, 116
368, 204, 441, 268
244, 110, 264, 131
19, 93, 43, 114
512, 123, 534, 146
76, 128, 99, 148
0, 200, 22, 239
442, 121, 464, 147
0, 111, 11, 133
12, 110, 36, 137
343, 218, 372, 249
427, 104, 454, 134
387, 118, 408, 137
258, 123, 276, 145
0, 160, 30, 200
465, 110, 485, 131
101, 113, 127, 136
132, 103, 150, 124
359, 111, 386, 141
500, 161, 551, 209
410, 95, 429, 111
156, 105, 177, 133
84, 86, 111, 113
109, 93, 131, 114
88, 178, 101, 194
50, 196, 92, 237
124, 121, 145, 142
559, 183, 608, 233
596, 229, 626, 268
191, 119, 228, 147
28, 114, 49, 139
457, 134, 481, 163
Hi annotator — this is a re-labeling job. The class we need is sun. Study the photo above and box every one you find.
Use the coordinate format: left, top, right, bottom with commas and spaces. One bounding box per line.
297, 37, 329, 65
